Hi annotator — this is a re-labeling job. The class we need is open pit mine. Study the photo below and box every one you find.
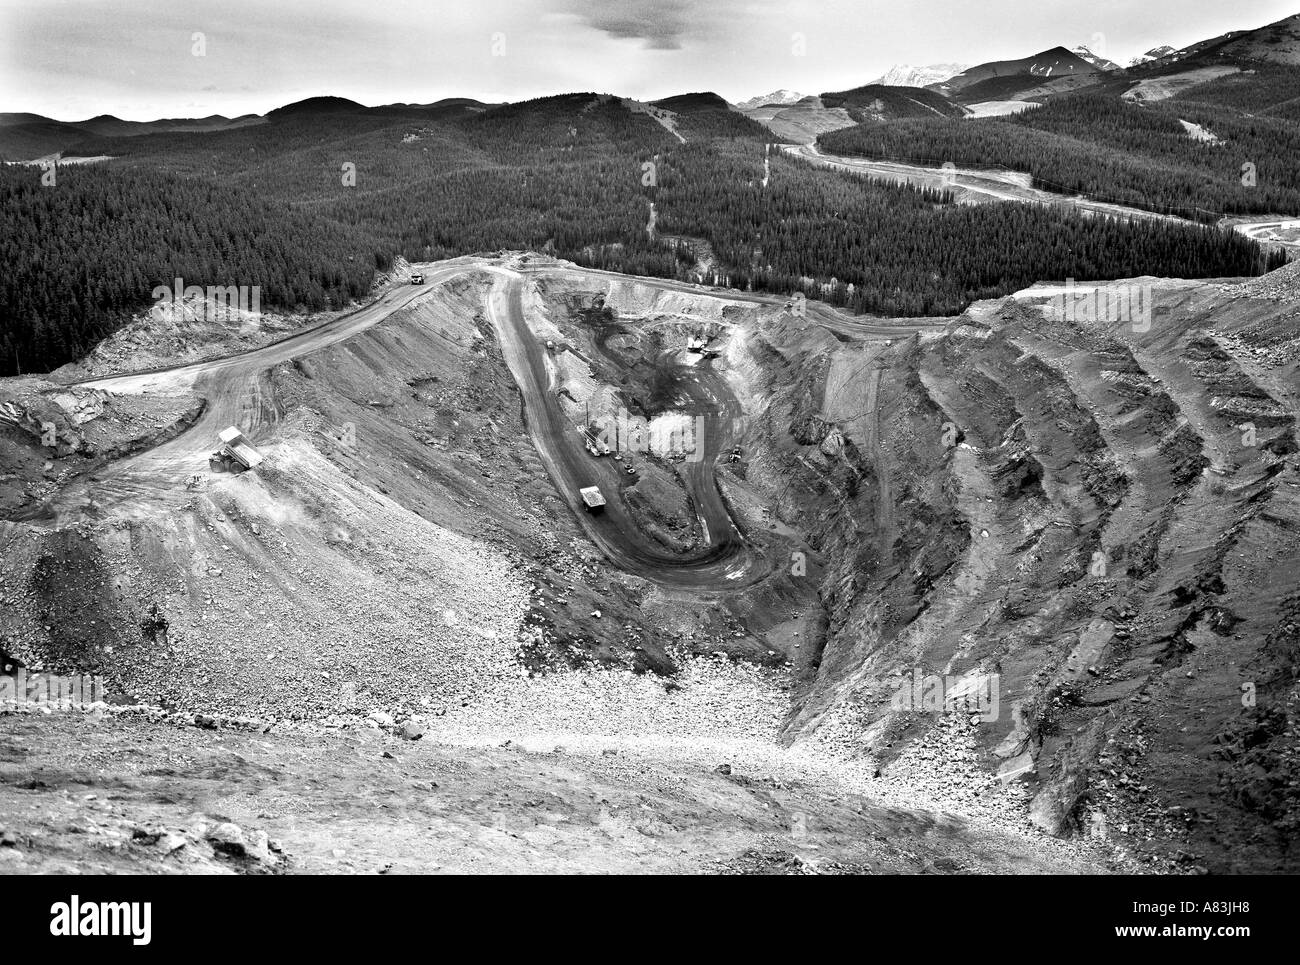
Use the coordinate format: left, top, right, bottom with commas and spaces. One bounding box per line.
2, 250, 1297, 875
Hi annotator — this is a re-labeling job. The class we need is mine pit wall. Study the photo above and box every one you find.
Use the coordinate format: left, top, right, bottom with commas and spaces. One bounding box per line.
760, 282, 1300, 871
734, 314, 970, 735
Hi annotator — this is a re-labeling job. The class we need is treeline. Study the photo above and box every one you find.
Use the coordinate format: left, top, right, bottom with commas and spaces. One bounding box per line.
1171, 64, 1300, 114
818, 92, 1300, 221
1019, 94, 1300, 214
2, 96, 674, 375
0, 91, 1286, 375
0, 165, 383, 374
70, 95, 671, 205
655, 142, 1278, 316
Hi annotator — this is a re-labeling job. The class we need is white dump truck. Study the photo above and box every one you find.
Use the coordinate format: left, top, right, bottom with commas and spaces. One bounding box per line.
581, 427, 611, 457
410, 272, 425, 285
209, 426, 264, 474
579, 486, 606, 512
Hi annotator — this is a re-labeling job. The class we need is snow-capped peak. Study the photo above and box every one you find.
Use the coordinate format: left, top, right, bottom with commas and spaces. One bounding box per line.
1128, 45, 1177, 66
734, 89, 805, 110
869, 63, 969, 87
1071, 45, 1121, 70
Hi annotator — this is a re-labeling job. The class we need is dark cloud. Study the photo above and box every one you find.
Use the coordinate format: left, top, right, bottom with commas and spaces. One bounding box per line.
559, 0, 697, 50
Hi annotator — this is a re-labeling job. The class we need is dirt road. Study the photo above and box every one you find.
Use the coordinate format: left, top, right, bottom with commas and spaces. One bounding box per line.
29, 256, 939, 589
525, 260, 951, 340
34, 259, 477, 526
783, 143, 1300, 251
482, 266, 760, 587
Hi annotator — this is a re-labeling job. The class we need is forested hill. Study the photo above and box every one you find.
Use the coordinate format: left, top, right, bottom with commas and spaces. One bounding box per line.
658, 140, 1274, 315
818, 89, 1300, 222
0, 166, 385, 373
0, 90, 1287, 376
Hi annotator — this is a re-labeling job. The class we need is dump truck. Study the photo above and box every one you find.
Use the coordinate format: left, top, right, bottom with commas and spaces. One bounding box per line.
410, 272, 425, 285
209, 426, 264, 475
580, 426, 611, 456
579, 486, 606, 512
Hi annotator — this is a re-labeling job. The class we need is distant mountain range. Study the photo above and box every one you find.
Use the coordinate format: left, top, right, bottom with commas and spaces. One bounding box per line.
7, 12, 1300, 163
1141, 12, 1300, 67
1070, 46, 1121, 71
0, 111, 267, 161
1128, 45, 1178, 66
0, 97, 495, 162
733, 89, 805, 110
868, 64, 969, 88
931, 46, 1103, 99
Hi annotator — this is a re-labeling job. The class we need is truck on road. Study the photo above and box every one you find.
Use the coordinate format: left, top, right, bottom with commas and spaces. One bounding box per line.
579, 486, 606, 512
581, 426, 611, 456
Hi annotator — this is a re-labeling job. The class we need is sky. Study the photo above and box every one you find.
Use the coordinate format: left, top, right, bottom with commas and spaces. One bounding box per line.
3, 0, 1297, 120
